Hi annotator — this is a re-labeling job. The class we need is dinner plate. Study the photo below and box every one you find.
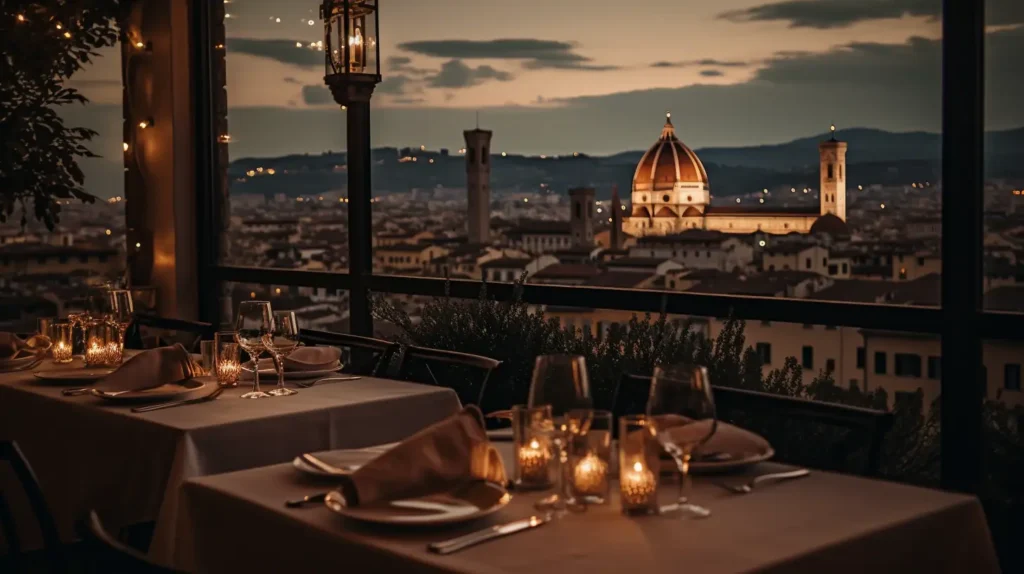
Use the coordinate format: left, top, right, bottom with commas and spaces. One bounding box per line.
0, 352, 45, 372
91, 378, 207, 403
324, 481, 511, 526
685, 447, 775, 474
240, 362, 343, 381
34, 368, 115, 384
292, 444, 398, 478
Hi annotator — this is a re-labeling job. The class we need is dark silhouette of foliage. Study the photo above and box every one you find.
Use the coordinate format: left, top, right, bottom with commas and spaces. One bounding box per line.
1, 1, 131, 229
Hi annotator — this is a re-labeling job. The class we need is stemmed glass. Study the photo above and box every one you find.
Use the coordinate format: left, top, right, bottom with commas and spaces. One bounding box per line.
527, 354, 592, 511
236, 301, 273, 399
106, 289, 135, 346
264, 311, 300, 397
646, 364, 717, 519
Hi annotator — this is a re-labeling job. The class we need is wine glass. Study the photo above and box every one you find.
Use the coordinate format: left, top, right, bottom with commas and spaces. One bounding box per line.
646, 364, 717, 519
264, 311, 300, 397
236, 301, 273, 399
107, 289, 135, 345
527, 354, 592, 511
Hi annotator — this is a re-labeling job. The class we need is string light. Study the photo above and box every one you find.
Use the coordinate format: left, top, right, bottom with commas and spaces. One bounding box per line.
218, 134, 231, 143
123, 142, 129, 151
56, 23, 63, 30
16, 14, 26, 22
105, 229, 112, 236
135, 41, 144, 48
63, 31, 71, 38
135, 242, 142, 248
138, 119, 151, 129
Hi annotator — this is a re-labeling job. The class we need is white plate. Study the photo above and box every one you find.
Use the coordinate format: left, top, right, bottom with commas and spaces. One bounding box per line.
240, 363, 342, 381
292, 444, 398, 478
325, 481, 512, 526
34, 368, 116, 384
91, 378, 207, 403
671, 448, 776, 474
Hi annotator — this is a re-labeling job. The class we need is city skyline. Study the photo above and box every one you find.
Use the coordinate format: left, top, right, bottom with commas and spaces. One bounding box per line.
66, 0, 1024, 170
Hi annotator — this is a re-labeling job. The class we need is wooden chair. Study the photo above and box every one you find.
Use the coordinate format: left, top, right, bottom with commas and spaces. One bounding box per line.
611, 373, 895, 476
124, 314, 216, 353
386, 345, 501, 408
297, 329, 396, 376
0, 440, 65, 574
79, 511, 181, 573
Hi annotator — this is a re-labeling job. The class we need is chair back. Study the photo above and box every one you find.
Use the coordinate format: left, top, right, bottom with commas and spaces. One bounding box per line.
79, 511, 181, 573
124, 314, 215, 353
297, 329, 396, 376
386, 345, 501, 408
610, 373, 894, 476
0, 440, 65, 573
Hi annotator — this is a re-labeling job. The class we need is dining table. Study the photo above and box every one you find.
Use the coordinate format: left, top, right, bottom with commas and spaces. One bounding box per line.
0, 355, 462, 565
176, 443, 999, 574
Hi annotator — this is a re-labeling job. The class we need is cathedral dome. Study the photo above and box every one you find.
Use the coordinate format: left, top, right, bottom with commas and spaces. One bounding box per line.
633, 113, 709, 192
810, 213, 850, 237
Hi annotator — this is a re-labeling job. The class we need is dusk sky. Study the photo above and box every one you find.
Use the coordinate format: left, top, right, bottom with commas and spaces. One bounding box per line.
69, 0, 1023, 192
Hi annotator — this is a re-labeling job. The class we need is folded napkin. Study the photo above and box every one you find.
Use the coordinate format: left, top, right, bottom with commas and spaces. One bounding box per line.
256, 346, 341, 372
653, 414, 771, 460
95, 344, 197, 392
335, 405, 507, 507
0, 332, 48, 363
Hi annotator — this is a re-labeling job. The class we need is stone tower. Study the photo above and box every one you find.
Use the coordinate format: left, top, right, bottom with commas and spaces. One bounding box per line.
464, 127, 493, 244
569, 187, 595, 246
610, 185, 624, 249
819, 125, 848, 220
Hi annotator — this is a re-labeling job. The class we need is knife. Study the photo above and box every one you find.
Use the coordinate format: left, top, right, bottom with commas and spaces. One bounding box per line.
132, 388, 224, 413
427, 514, 552, 555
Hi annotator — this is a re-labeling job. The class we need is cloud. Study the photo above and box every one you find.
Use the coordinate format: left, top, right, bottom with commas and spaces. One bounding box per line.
651, 59, 748, 68
228, 38, 321, 68
426, 60, 514, 88
754, 36, 939, 88
398, 38, 617, 71
393, 97, 427, 105
282, 77, 301, 85
301, 85, 334, 106
700, 70, 725, 77
720, 0, 1024, 29
378, 75, 414, 95
387, 55, 432, 76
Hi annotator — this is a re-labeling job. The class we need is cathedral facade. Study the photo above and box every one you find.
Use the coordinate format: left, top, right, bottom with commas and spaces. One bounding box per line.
623, 113, 848, 237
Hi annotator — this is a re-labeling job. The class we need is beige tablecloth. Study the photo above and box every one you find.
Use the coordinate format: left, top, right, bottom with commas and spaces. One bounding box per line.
178, 444, 998, 574
0, 357, 461, 565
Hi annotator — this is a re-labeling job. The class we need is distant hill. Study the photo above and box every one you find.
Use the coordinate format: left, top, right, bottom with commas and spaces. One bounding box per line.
227, 126, 1024, 200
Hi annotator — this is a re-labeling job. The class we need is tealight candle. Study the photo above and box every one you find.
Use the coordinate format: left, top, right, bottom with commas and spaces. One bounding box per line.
621, 461, 657, 506
105, 341, 123, 365
52, 340, 73, 364
518, 438, 552, 483
85, 341, 107, 367
216, 359, 241, 386
572, 452, 609, 497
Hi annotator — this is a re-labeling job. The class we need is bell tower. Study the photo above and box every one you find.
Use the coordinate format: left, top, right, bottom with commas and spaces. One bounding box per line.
819, 124, 848, 220
569, 187, 595, 246
464, 125, 493, 244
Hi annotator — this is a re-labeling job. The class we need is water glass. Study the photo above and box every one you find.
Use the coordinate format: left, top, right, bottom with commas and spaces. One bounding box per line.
236, 302, 273, 399
511, 404, 555, 489
618, 415, 660, 515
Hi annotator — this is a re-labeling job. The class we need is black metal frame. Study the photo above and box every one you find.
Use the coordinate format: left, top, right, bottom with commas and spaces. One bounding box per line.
192, 0, 1019, 492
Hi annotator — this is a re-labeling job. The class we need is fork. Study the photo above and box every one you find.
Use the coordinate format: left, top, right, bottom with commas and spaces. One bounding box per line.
715, 469, 810, 494
296, 376, 361, 388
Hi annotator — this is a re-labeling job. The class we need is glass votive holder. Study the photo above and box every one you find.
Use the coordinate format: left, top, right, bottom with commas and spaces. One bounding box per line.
619, 415, 660, 515
51, 321, 75, 364
512, 404, 556, 489
199, 340, 216, 376
85, 321, 122, 367
568, 410, 612, 504
214, 331, 241, 387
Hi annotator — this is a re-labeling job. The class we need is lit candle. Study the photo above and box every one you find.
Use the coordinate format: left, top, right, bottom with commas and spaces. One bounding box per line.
621, 461, 656, 506
518, 438, 552, 483
216, 360, 241, 386
52, 341, 73, 364
86, 342, 106, 366
572, 452, 609, 496
105, 342, 122, 365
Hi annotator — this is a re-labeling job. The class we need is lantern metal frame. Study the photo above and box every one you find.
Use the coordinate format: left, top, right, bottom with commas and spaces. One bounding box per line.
321, 0, 381, 102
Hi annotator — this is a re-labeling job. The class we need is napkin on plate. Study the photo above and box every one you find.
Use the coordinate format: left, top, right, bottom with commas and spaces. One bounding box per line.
0, 333, 48, 365
94, 344, 197, 392
653, 414, 771, 461
255, 346, 341, 372
334, 405, 507, 507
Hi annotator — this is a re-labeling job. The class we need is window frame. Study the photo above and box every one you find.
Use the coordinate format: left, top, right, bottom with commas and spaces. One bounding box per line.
195, 0, 1001, 493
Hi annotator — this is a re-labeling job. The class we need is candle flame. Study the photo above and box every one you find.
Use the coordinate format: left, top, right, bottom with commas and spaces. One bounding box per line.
632, 461, 643, 472
529, 439, 540, 449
